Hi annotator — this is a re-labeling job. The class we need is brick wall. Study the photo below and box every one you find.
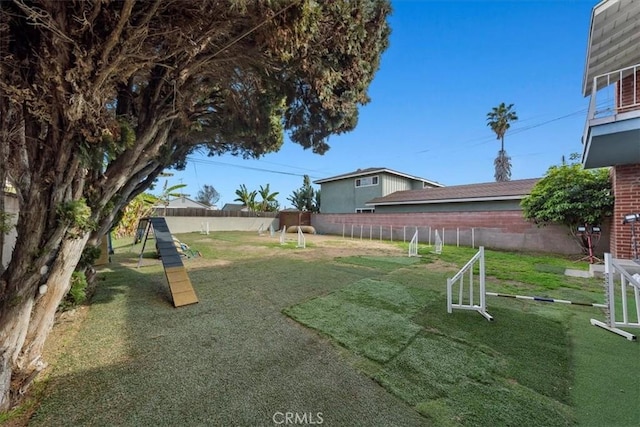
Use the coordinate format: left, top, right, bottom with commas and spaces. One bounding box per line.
611, 164, 640, 259
312, 211, 611, 256
617, 70, 640, 113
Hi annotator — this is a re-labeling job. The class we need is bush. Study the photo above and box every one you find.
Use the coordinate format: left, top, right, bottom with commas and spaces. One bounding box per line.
59, 271, 88, 311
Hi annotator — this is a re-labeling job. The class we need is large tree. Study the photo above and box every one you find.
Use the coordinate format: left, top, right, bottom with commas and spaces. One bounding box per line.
196, 185, 220, 207
487, 102, 518, 182
0, 0, 390, 409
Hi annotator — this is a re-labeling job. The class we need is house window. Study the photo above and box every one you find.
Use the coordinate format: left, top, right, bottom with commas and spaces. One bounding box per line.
355, 176, 379, 187
356, 208, 375, 213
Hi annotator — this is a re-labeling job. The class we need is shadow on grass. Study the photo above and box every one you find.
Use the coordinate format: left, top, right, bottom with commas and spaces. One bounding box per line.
31, 249, 429, 426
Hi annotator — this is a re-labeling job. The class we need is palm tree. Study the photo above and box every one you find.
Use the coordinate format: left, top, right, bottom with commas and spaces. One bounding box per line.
234, 184, 257, 211
486, 102, 518, 182
257, 184, 279, 212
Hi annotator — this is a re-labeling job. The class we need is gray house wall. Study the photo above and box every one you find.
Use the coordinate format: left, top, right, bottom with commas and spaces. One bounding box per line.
381, 174, 412, 194
320, 172, 430, 213
320, 175, 384, 213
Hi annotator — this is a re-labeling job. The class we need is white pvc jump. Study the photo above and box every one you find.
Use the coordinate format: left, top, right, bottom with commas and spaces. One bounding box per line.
279, 227, 286, 245
590, 253, 639, 341
408, 229, 418, 257
434, 229, 443, 255
446, 250, 638, 341
297, 226, 306, 248
446, 247, 493, 321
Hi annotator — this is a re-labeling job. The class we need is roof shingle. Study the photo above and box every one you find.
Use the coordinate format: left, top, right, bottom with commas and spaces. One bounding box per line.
367, 178, 539, 205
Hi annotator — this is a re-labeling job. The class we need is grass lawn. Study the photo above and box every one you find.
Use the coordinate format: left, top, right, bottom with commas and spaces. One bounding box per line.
15, 233, 639, 426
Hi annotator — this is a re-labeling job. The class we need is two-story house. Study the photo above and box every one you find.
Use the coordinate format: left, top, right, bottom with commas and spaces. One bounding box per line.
581, 0, 640, 260
314, 167, 442, 214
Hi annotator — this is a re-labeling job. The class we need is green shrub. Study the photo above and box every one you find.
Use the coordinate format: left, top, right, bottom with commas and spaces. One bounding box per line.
59, 271, 88, 311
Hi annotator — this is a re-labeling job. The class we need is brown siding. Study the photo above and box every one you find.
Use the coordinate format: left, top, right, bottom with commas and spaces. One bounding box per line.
611, 164, 640, 259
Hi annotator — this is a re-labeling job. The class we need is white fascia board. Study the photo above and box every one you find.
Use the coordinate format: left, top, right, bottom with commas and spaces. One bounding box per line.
366, 195, 526, 206
314, 168, 443, 187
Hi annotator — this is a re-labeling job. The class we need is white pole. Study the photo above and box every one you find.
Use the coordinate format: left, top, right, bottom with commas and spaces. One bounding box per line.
472, 227, 475, 248
403, 226, 406, 242
442, 228, 445, 246
457, 228, 459, 247
390, 225, 393, 242
360, 224, 363, 240
342, 223, 345, 239
370, 224, 373, 240
379, 225, 382, 241
428, 226, 431, 246
351, 224, 354, 239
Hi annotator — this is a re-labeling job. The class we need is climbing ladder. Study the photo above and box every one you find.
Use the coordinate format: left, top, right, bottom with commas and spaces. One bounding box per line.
137, 217, 199, 307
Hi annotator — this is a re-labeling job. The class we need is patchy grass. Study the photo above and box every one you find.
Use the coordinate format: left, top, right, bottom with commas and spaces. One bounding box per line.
23, 232, 639, 426
286, 258, 577, 426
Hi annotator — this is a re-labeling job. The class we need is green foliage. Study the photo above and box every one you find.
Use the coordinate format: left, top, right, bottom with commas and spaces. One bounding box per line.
113, 193, 157, 238
521, 163, 613, 229
234, 184, 258, 211
56, 199, 97, 238
257, 184, 279, 212
78, 245, 102, 270
288, 175, 319, 212
196, 184, 220, 207
0, 210, 15, 234
59, 271, 88, 311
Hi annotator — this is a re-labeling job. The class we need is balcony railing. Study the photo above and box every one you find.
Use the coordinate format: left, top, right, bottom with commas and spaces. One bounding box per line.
587, 63, 640, 121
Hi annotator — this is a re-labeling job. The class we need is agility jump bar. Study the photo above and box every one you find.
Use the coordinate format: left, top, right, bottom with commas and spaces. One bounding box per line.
486, 292, 606, 308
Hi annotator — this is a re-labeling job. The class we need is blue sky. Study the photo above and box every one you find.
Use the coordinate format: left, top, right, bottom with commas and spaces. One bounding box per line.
167, 0, 596, 208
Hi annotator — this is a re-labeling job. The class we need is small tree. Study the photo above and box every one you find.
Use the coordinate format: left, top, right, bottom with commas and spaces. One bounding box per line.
288, 175, 318, 212
521, 161, 613, 256
257, 184, 279, 212
196, 185, 220, 207
234, 184, 257, 211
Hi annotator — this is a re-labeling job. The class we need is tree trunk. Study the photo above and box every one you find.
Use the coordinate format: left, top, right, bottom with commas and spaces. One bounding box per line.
0, 297, 33, 411
0, 235, 88, 411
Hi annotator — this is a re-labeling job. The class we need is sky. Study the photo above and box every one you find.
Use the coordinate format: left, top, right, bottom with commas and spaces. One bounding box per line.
166, 0, 597, 209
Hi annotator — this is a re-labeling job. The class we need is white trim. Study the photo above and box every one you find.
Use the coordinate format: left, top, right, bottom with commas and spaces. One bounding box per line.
355, 175, 379, 188
314, 168, 442, 187
366, 195, 526, 207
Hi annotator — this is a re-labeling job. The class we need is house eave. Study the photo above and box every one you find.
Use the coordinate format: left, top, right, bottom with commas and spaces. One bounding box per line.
314, 168, 443, 187
582, 0, 640, 95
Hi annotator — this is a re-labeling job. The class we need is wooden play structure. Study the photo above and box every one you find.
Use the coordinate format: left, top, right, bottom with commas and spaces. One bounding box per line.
137, 217, 199, 307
